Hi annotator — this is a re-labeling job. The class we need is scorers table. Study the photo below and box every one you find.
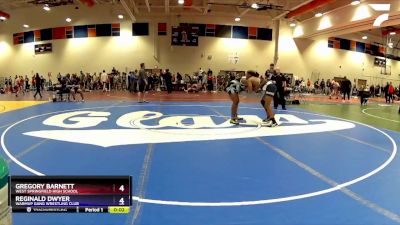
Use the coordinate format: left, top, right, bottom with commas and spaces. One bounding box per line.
9, 176, 132, 214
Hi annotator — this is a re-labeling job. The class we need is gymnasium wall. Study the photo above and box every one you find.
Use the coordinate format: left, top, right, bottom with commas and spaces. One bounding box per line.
278, 25, 400, 84
0, 4, 399, 85
0, 5, 275, 80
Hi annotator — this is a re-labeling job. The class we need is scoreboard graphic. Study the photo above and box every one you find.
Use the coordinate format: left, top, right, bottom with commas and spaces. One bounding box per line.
9, 176, 131, 213
34, 43, 52, 54
171, 26, 199, 46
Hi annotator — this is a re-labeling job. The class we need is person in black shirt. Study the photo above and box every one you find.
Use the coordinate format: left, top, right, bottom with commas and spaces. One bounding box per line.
370, 84, 375, 97
207, 70, 214, 92
33, 73, 42, 99
176, 73, 183, 83
271, 68, 287, 110
341, 76, 351, 100
264, 63, 275, 79
69, 74, 85, 102
165, 69, 173, 93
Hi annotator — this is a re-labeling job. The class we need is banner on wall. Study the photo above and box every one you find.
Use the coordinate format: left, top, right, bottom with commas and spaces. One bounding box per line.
171, 26, 198, 46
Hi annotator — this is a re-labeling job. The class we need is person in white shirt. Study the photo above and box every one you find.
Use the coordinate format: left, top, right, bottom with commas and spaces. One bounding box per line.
198, 68, 204, 82
101, 70, 108, 92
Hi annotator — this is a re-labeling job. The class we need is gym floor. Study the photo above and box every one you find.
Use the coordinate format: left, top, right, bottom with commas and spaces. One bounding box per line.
0, 91, 399, 225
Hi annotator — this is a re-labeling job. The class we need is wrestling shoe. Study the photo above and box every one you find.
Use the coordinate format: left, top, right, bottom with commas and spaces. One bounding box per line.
230, 118, 239, 125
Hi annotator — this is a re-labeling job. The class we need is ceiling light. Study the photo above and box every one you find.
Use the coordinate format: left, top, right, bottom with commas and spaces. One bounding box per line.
390, 31, 396, 35
251, 3, 259, 9
118, 14, 124, 19
373, 13, 389, 27
23, 24, 29, 28
66, 18, 72, 23
0, 16, 6, 21
178, 0, 184, 5
293, 26, 304, 38
43, 5, 50, 11
315, 12, 323, 17
368, 4, 391, 11
362, 36, 368, 40
351, 1, 360, 6
289, 22, 296, 27
235, 17, 240, 22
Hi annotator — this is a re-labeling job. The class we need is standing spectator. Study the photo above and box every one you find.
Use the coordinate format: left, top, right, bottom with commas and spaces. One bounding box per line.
265, 63, 275, 78
127, 72, 132, 92
4, 77, 9, 93
101, 70, 108, 92
376, 84, 380, 97
388, 82, 395, 103
48, 72, 52, 87
40, 76, 45, 91
207, 68, 213, 77
341, 76, 351, 101
8, 76, 13, 93
33, 73, 42, 99
198, 68, 204, 82
326, 79, 331, 95
31, 75, 36, 91
207, 70, 214, 92
147, 72, 154, 91
15, 76, 20, 97
25, 75, 29, 91
108, 73, 113, 91
165, 69, 173, 93
132, 70, 138, 92
320, 79, 325, 95
370, 84, 375, 97
92, 73, 98, 90
137, 63, 148, 103
314, 79, 320, 94
307, 78, 311, 93
272, 68, 287, 110
384, 82, 390, 103
300, 78, 306, 92
13, 75, 18, 89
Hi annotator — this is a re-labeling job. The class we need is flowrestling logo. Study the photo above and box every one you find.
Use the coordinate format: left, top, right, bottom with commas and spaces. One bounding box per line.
23, 110, 356, 147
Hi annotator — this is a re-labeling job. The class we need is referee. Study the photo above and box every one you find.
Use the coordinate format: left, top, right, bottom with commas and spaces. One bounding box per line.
272, 68, 287, 110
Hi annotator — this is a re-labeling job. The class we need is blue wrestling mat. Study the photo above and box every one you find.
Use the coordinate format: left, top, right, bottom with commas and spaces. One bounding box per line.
0, 101, 399, 225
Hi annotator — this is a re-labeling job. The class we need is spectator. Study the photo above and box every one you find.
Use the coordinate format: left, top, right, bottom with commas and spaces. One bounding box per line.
341, 76, 351, 101
132, 70, 138, 92
370, 84, 375, 97
137, 63, 148, 103
177, 72, 183, 84
25, 75, 29, 91
326, 79, 331, 95
307, 78, 311, 93
320, 79, 325, 95
272, 68, 287, 110
33, 73, 42, 99
40, 76, 45, 91
48, 72, 52, 86
165, 69, 173, 93
207, 70, 214, 92
388, 82, 395, 103
101, 70, 108, 92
